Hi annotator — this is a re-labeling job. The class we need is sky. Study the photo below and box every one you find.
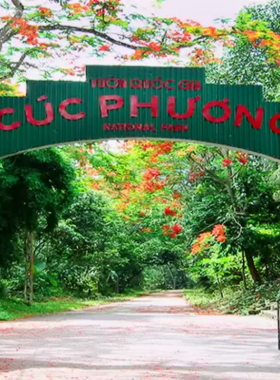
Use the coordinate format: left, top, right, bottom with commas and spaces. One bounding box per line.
126, 0, 268, 24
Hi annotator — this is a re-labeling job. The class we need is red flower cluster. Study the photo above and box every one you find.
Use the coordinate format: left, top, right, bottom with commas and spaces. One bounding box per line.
61, 68, 75, 76
139, 211, 146, 217
158, 142, 173, 154
173, 191, 182, 200
191, 232, 212, 254
237, 152, 248, 165
68, 3, 89, 13
142, 142, 155, 151
169, 30, 191, 43
191, 225, 226, 254
164, 207, 176, 216
1, 16, 11, 22
96, 7, 105, 15
99, 45, 110, 52
148, 42, 161, 51
141, 168, 164, 192
11, 19, 39, 45
122, 182, 133, 189
222, 158, 233, 167
140, 142, 173, 156
172, 224, 183, 234
162, 224, 183, 238
143, 180, 165, 192
189, 171, 205, 182
143, 168, 160, 181
38, 7, 52, 17
212, 224, 226, 243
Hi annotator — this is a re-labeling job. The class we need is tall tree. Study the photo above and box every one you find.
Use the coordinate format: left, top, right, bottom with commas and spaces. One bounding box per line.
0, 148, 76, 304
179, 146, 280, 283
207, 0, 280, 100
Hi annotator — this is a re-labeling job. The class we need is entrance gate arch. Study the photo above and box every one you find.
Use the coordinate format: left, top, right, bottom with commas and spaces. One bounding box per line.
1, 65, 280, 159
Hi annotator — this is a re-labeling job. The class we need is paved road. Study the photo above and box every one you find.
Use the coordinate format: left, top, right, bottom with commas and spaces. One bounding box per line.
0, 291, 279, 380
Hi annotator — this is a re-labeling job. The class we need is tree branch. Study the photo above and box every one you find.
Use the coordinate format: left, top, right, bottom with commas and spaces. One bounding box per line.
34, 238, 47, 257
0, 0, 24, 51
11, 0, 24, 16
0, 49, 30, 80
39, 24, 212, 51
39, 24, 142, 50
187, 154, 226, 185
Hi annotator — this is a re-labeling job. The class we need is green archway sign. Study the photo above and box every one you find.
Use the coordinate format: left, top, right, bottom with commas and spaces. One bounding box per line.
1, 65, 280, 159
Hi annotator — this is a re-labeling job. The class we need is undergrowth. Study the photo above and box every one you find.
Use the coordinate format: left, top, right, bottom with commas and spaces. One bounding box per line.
185, 281, 280, 315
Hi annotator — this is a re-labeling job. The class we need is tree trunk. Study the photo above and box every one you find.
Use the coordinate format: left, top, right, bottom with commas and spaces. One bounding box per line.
114, 274, 119, 294
242, 251, 247, 289
217, 277, 224, 298
173, 276, 177, 290
24, 230, 34, 305
244, 249, 261, 283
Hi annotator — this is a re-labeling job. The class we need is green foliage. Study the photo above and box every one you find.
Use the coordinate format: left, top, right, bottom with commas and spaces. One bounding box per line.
0, 148, 76, 231
185, 281, 280, 315
188, 252, 242, 296
28, 190, 145, 297
207, 0, 280, 101
0, 81, 18, 96
2, 0, 280, 318
143, 265, 188, 290
0, 147, 77, 304
1, 139, 280, 314
0, 280, 7, 298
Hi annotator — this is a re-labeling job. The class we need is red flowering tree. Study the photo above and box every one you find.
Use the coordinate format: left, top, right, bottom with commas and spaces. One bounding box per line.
207, 1, 280, 103
63, 139, 280, 290
191, 225, 226, 255
1, 0, 280, 80
62, 140, 187, 290
180, 144, 280, 284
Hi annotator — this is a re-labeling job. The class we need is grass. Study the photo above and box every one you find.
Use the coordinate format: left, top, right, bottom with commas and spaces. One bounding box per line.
0, 290, 148, 321
184, 289, 222, 312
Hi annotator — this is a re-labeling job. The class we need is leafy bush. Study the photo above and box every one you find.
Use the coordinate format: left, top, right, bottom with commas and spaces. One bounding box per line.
59, 266, 99, 298
0, 280, 7, 298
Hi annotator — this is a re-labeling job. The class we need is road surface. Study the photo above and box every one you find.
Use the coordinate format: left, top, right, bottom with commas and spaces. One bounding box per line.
0, 291, 279, 379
